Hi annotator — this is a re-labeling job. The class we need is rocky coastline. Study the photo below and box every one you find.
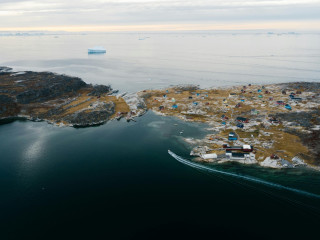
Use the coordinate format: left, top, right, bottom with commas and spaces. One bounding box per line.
0, 67, 145, 127
1, 66, 320, 170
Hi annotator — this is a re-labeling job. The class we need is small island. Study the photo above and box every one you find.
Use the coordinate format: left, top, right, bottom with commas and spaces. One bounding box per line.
1, 66, 320, 170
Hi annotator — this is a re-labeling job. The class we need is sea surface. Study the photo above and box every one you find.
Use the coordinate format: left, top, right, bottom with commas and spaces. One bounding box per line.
1, 32, 320, 92
1, 32, 320, 239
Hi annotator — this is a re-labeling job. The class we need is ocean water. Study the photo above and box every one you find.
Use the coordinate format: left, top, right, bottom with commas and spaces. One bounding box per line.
1, 112, 320, 239
0, 32, 320, 92
1, 32, 320, 239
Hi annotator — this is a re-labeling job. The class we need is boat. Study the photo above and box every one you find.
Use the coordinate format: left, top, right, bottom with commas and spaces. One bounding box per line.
88, 46, 106, 54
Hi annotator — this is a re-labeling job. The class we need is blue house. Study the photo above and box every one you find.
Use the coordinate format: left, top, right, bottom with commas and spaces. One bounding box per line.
285, 104, 292, 110
289, 95, 302, 101
228, 132, 238, 141
237, 123, 244, 128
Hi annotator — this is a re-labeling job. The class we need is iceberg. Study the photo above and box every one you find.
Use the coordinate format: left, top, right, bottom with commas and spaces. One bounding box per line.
88, 46, 106, 54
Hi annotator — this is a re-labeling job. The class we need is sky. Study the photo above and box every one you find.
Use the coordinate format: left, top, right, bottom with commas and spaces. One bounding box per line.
0, 0, 320, 31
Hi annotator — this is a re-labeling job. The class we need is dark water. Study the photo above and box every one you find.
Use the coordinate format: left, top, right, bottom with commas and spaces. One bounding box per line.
1, 112, 320, 239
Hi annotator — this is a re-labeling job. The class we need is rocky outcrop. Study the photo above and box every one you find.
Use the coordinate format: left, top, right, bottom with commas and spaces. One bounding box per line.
0, 94, 14, 104
14, 72, 87, 104
63, 102, 115, 126
0, 68, 123, 127
260, 157, 294, 168
87, 84, 112, 96
0, 94, 19, 116
123, 93, 147, 117
0, 66, 12, 73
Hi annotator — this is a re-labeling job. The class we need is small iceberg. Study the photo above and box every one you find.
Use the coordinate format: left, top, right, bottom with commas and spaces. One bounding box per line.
88, 46, 106, 54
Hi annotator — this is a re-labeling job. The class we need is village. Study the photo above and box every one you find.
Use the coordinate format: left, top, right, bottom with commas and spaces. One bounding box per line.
138, 82, 320, 169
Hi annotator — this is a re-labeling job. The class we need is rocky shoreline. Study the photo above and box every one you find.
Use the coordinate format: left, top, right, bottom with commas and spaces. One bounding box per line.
1, 66, 320, 170
0, 67, 146, 127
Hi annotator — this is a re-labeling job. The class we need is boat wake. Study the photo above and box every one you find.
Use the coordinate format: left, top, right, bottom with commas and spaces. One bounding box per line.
168, 150, 320, 199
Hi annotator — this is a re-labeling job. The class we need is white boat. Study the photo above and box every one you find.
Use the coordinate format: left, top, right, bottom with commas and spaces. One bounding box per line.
88, 46, 106, 54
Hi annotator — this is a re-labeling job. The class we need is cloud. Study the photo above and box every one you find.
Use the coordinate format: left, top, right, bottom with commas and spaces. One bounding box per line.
0, 0, 319, 30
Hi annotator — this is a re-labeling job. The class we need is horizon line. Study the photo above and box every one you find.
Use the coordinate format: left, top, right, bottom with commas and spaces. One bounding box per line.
1, 21, 320, 32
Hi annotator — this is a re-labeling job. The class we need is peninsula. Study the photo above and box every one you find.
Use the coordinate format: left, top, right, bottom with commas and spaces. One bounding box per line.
0, 67, 143, 127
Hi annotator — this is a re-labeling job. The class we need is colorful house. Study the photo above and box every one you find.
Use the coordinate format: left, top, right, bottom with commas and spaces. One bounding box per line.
285, 104, 292, 110
236, 117, 249, 123
236, 123, 244, 128
228, 132, 238, 141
